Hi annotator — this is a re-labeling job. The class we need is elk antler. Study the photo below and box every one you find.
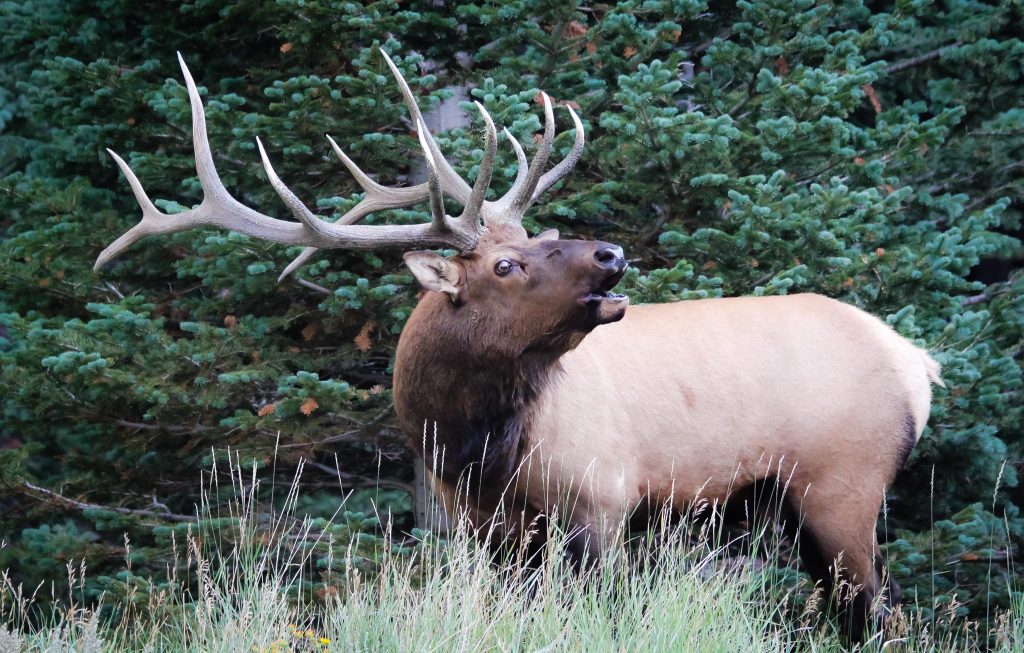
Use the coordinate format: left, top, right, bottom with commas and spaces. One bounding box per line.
95, 52, 489, 271
280, 53, 586, 280
485, 92, 585, 225
96, 50, 585, 277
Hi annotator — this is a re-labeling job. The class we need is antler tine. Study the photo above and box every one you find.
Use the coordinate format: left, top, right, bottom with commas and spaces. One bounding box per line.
98, 53, 318, 268
415, 119, 448, 230
282, 51, 481, 284
256, 137, 330, 235
379, 49, 472, 204
93, 150, 160, 270
180, 52, 228, 199
507, 92, 555, 215
278, 135, 433, 281
278, 248, 319, 282
502, 127, 529, 194
93, 53, 220, 270
97, 55, 486, 272
487, 95, 585, 225
280, 50, 488, 281
326, 134, 430, 210
532, 103, 585, 202
458, 102, 498, 226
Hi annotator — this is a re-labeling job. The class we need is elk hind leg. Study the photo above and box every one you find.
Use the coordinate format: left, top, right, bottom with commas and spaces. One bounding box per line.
786, 489, 892, 642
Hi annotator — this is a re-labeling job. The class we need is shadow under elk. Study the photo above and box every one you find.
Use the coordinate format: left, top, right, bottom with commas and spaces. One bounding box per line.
96, 50, 944, 640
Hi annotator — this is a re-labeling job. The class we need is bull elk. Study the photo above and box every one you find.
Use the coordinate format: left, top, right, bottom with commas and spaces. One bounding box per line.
96, 51, 943, 638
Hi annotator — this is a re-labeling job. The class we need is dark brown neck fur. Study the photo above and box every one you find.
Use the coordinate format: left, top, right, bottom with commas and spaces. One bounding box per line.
393, 293, 563, 494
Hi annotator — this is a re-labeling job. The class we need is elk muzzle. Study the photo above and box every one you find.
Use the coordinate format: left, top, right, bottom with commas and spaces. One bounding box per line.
580, 242, 628, 325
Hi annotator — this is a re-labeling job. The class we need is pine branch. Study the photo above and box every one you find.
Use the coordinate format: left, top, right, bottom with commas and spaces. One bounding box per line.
642, 203, 673, 245
728, 59, 765, 117
962, 286, 1012, 306
683, 29, 734, 57
21, 482, 195, 522
885, 41, 962, 74
304, 461, 414, 494
113, 418, 208, 434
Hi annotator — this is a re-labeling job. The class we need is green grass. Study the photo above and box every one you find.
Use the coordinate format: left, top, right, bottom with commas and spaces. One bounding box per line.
2, 460, 1020, 652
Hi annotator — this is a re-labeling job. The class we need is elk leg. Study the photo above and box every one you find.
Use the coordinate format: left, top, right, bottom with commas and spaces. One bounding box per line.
786, 488, 890, 642
564, 522, 603, 570
880, 544, 902, 606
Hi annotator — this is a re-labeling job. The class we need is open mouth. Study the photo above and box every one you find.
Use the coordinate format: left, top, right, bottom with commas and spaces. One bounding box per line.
579, 268, 628, 306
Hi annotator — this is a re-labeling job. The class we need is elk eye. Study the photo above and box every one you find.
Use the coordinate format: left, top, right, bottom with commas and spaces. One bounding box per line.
494, 259, 514, 276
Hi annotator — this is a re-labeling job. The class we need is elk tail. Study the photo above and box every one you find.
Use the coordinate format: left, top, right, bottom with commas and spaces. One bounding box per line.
923, 351, 945, 388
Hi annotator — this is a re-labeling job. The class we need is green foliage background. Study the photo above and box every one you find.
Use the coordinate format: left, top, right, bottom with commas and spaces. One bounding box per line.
2, 0, 1022, 622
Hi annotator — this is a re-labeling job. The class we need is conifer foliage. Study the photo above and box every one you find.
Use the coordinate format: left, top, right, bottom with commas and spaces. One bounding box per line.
2, 0, 1022, 617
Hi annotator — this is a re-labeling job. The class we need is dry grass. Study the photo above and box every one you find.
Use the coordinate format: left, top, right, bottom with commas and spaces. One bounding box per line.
2, 457, 1020, 652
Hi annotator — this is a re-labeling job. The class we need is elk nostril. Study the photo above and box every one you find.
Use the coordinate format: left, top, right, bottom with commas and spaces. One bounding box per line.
594, 246, 624, 267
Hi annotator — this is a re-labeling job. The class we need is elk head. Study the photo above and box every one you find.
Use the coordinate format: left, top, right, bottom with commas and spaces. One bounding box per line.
95, 51, 628, 358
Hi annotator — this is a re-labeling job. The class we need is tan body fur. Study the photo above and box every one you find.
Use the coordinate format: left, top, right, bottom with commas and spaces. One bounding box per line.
531, 294, 933, 559
426, 293, 940, 628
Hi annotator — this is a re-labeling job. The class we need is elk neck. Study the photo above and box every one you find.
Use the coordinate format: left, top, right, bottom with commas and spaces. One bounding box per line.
393, 292, 565, 493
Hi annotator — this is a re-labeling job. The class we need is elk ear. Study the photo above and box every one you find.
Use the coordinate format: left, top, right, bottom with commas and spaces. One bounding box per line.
534, 228, 560, 241
403, 251, 466, 303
